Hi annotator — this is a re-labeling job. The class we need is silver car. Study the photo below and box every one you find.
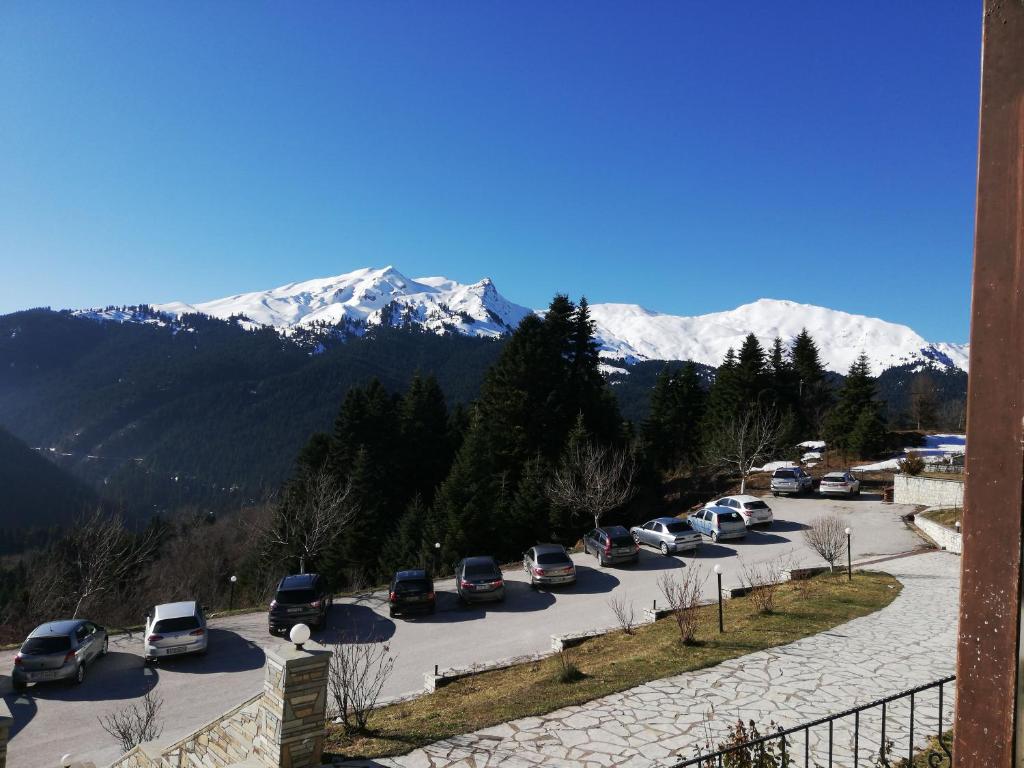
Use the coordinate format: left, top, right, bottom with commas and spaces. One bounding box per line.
144, 600, 208, 662
12, 619, 108, 690
709, 495, 774, 527
771, 466, 813, 496
689, 506, 748, 542
630, 517, 702, 555
523, 544, 577, 587
819, 471, 861, 496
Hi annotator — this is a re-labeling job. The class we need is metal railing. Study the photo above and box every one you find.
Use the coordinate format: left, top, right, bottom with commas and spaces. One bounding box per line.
674, 675, 955, 767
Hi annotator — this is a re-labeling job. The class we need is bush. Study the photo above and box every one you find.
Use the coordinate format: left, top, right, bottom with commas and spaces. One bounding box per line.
658, 567, 706, 645
554, 649, 585, 684
899, 452, 927, 476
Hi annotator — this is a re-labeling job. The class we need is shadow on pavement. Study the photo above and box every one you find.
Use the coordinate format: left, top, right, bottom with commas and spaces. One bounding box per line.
689, 543, 737, 559
769, 520, 809, 533
628, 551, 686, 573
318, 604, 396, 644
3, 688, 36, 740
26, 652, 159, 703
151, 629, 265, 674
816, 492, 883, 502
738, 531, 792, 545
559, 565, 620, 594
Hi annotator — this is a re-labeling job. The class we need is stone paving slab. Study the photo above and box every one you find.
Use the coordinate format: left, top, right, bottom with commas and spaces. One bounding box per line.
367, 551, 959, 768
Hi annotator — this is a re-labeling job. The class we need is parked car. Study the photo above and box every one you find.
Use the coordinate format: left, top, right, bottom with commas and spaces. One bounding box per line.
388, 569, 436, 617
630, 517, 702, 555
688, 506, 747, 542
707, 495, 774, 527
523, 544, 577, 587
583, 525, 640, 566
819, 471, 861, 497
12, 619, 107, 690
268, 573, 332, 634
771, 466, 814, 496
144, 600, 208, 662
456, 556, 505, 604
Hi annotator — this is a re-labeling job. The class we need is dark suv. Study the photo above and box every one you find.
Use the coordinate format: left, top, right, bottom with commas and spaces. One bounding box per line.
583, 525, 639, 566
388, 569, 436, 618
268, 573, 332, 634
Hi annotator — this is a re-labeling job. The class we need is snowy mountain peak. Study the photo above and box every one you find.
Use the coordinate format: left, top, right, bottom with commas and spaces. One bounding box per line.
74, 266, 968, 374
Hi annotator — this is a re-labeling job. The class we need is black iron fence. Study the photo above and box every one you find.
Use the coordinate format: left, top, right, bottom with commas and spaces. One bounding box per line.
673, 675, 955, 768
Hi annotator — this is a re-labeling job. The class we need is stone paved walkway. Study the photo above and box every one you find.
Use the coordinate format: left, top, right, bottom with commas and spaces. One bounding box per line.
368, 551, 959, 768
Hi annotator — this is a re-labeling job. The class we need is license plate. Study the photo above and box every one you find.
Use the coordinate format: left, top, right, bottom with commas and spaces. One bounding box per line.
476, 583, 494, 591
287, 606, 304, 614
31, 671, 58, 681
614, 548, 632, 555
165, 646, 188, 655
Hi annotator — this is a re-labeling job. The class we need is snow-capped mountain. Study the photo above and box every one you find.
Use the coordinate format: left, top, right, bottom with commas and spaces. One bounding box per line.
588, 299, 969, 374
144, 266, 534, 339
75, 266, 968, 373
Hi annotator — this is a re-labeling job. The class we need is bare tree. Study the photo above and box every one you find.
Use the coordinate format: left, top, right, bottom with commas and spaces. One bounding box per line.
38, 510, 159, 620
98, 691, 164, 753
658, 568, 706, 645
264, 468, 355, 572
704, 406, 784, 494
328, 638, 396, 733
546, 441, 637, 530
607, 595, 637, 635
738, 553, 792, 614
803, 515, 849, 573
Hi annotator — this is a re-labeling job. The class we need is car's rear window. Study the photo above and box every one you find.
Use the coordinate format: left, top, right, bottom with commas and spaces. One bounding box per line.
275, 588, 317, 604
536, 551, 572, 565
774, 470, 796, 479
824, 475, 846, 481
465, 563, 500, 578
395, 579, 431, 593
745, 501, 769, 510
153, 616, 200, 633
22, 636, 71, 654
664, 521, 692, 533
715, 511, 743, 522
609, 534, 633, 546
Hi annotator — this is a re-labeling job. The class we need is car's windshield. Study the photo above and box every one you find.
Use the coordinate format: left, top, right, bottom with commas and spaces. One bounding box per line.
275, 589, 317, 604
664, 520, 691, 533
395, 579, 431, 593
536, 551, 571, 565
22, 635, 71, 654
465, 563, 500, 578
153, 616, 200, 633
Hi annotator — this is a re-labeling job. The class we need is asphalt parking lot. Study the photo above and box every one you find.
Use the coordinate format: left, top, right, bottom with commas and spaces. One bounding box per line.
1, 493, 927, 768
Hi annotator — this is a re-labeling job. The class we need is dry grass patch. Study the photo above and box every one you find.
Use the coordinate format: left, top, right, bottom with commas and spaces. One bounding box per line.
922, 507, 962, 529
326, 570, 901, 760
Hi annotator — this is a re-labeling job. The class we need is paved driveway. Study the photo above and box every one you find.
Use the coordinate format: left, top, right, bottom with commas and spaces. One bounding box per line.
1, 494, 927, 768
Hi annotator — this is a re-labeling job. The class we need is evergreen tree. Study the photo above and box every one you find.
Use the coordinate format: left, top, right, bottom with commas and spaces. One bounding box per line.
790, 329, 832, 436
378, 494, 427, 575
323, 446, 383, 585
735, 333, 769, 406
825, 353, 887, 458
641, 363, 707, 472
398, 374, 452, 504
702, 348, 741, 440
848, 406, 887, 458
506, 455, 551, 549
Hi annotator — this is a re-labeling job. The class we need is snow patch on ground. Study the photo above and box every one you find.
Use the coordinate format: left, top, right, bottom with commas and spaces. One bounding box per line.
751, 460, 799, 473
798, 440, 826, 449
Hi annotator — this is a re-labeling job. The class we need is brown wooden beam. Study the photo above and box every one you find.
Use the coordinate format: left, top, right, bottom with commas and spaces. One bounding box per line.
955, 1, 1024, 765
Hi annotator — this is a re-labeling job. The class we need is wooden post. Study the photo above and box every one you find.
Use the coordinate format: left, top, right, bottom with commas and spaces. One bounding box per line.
955, 1, 1024, 765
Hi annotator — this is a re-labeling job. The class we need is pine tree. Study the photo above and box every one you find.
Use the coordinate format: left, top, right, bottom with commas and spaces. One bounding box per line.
790, 329, 832, 436
378, 494, 427, 575
507, 455, 552, 550
398, 374, 452, 504
825, 353, 887, 457
735, 333, 769, 406
642, 363, 706, 472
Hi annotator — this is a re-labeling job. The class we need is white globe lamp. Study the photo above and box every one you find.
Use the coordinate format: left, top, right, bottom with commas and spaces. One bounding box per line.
289, 623, 311, 650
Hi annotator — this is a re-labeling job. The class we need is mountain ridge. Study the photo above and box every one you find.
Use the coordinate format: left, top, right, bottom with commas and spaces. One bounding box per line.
71, 265, 968, 374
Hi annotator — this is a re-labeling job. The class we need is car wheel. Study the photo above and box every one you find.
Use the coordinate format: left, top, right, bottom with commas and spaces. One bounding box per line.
100, 637, 108, 656
12, 678, 26, 692
632, 532, 641, 545
772, 491, 779, 497
388, 608, 396, 618
712, 532, 719, 543
660, 542, 670, 556
74, 662, 86, 685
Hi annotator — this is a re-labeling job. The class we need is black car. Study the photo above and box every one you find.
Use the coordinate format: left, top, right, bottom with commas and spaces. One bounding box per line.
583, 525, 639, 566
455, 556, 505, 604
268, 573, 332, 634
388, 569, 436, 618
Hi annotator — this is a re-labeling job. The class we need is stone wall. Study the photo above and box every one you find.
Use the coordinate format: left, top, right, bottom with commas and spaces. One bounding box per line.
106, 640, 331, 768
913, 512, 963, 555
893, 474, 964, 508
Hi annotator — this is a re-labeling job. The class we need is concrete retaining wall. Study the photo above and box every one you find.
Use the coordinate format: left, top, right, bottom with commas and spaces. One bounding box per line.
893, 474, 964, 507
913, 512, 963, 555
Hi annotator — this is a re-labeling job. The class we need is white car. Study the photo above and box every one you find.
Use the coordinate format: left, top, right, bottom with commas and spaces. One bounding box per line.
818, 471, 861, 497
707, 495, 774, 527
144, 600, 208, 662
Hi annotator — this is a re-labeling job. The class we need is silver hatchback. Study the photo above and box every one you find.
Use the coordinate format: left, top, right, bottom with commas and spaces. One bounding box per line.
144, 600, 208, 662
12, 619, 108, 690
630, 517, 702, 555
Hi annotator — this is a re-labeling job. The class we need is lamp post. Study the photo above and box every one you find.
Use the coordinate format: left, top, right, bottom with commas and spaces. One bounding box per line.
433, 542, 441, 576
714, 564, 724, 633
844, 528, 852, 581
229, 575, 237, 611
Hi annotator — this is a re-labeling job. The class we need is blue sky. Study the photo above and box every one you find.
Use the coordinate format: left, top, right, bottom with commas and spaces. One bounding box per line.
1, 3, 980, 342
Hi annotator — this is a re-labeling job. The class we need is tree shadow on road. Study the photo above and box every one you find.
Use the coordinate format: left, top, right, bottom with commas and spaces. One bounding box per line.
768, 520, 809, 533
688, 543, 737, 559
318, 604, 396, 643
628, 551, 686, 572
150, 629, 265, 675
737, 531, 793, 545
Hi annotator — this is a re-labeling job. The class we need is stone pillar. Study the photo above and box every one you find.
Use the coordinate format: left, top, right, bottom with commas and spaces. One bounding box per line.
255, 639, 332, 768
0, 699, 10, 768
